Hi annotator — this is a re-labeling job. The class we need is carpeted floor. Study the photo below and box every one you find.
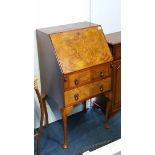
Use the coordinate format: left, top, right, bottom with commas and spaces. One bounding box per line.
34, 108, 121, 155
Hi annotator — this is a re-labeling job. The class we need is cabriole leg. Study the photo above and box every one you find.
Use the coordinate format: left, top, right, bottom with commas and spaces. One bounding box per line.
61, 106, 73, 149
62, 112, 68, 149
42, 97, 49, 128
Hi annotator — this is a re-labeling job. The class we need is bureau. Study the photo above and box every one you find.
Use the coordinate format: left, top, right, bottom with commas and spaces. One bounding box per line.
36, 22, 113, 148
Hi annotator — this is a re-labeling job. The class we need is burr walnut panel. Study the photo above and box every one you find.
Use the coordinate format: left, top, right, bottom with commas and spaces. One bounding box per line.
64, 77, 111, 107
50, 26, 113, 74
64, 62, 112, 91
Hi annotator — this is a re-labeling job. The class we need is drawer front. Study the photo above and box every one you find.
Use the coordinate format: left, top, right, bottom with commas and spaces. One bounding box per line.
64, 63, 112, 91
113, 44, 121, 60
64, 77, 111, 106
91, 63, 111, 81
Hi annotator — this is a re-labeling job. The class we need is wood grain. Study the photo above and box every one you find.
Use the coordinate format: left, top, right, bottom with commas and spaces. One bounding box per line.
50, 26, 113, 74
64, 62, 112, 91
64, 77, 111, 106
113, 44, 121, 60
112, 60, 121, 111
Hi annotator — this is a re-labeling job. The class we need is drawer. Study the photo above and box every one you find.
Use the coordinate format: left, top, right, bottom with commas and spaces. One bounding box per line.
113, 44, 121, 60
64, 63, 112, 91
91, 63, 111, 81
64, 77, 111, 106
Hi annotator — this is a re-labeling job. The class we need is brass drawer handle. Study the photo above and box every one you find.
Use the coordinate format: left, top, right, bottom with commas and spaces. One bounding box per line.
100, 71, 104, 78
74, 93, 79, 101
74, 79, 80, 85
100, 85, 104, 92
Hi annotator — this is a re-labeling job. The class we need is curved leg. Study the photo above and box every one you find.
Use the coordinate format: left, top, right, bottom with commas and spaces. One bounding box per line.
104, 100, 111, 129
61, 106, 73, 149
35, 89, 45, 155
62, 112, 68, 149
42, 97, 49, 128
37, 107, 44, 155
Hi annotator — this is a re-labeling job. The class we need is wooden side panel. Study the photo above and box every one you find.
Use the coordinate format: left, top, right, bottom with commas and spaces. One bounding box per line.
36, 30, 64, 108
50, 26, 113, 74
113, 44, 121, 60
64, 77, 111, 106
106, 32, 121, 114
112, 60, 121, 111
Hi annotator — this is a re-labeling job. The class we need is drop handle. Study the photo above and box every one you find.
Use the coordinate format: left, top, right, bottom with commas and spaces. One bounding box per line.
74, 79, 80, 85
74, 93, 79, 101
100, 71, 104, 78
100, 85, 104, 92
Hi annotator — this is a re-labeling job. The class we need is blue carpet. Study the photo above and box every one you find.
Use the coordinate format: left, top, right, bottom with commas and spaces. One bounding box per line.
34, 108, 121, 155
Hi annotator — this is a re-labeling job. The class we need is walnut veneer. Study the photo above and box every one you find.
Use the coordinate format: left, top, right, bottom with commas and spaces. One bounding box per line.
36, 22, 113, 148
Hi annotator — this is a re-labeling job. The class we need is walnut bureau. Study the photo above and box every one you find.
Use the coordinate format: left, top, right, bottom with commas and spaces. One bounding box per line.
36, 22, 113, 148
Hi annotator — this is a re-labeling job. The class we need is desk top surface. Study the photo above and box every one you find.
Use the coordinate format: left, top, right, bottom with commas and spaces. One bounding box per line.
106, 32, 121, 45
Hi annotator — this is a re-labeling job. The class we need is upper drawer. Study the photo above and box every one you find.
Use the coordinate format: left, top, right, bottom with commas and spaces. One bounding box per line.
112, 44, 121, 60
64, 62, 112, 91
64, 77, 111, 106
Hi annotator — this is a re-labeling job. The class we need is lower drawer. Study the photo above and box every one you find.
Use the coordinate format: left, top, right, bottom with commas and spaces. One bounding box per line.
64, 77, 111, 106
